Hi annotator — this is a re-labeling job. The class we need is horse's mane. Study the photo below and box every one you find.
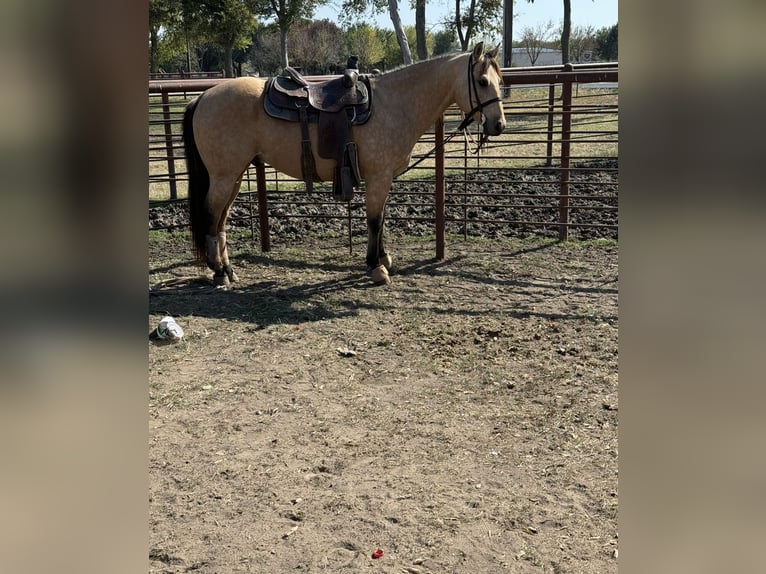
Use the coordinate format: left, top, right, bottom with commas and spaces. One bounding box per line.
376, 48, 500, 77
376, 51, 462, 76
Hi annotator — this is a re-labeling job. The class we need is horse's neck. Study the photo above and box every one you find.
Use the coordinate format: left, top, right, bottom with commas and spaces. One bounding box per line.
377, 54, 466, 139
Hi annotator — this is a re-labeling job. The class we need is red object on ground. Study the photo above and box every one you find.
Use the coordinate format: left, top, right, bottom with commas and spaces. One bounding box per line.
371, 548, 384, 559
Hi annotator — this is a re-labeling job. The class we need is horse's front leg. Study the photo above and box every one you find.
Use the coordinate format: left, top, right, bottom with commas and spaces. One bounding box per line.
365, 182, 393, 285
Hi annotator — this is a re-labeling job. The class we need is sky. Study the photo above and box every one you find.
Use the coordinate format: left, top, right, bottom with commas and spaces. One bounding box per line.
314, 0, 618, 41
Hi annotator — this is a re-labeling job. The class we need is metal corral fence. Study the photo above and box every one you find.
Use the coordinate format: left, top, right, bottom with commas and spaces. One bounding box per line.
149, 62, 617, 253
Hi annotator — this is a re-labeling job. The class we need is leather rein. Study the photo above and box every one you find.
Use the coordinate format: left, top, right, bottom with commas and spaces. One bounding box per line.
404, 53, 502, 175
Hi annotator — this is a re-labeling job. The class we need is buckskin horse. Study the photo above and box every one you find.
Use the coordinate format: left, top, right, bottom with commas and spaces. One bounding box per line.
183, 43, 506, 286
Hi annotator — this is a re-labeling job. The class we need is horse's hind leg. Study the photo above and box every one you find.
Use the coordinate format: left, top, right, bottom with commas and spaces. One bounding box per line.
217, 178, 241, 283
206, 177, 241, 286
217, 230, 238, 283
378, 225, 393, 271
365, 180, 393, 285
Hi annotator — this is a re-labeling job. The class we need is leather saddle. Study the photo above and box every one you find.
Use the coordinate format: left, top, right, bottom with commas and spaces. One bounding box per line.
264, 60, 373, 201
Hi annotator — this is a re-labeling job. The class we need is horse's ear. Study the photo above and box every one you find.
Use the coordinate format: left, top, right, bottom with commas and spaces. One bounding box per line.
487, 46, 499, 60
472, 42, 485, 59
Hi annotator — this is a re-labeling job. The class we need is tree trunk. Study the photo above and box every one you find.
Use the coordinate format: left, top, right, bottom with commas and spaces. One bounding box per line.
224, 43, 234, 77
149, 26, 159, 73
415, 0, 427, 60
502, 0, 513, 67
561, 0, 570, 64
455, 0, 476, 51
388, 0, 413, 64
186, 29, 192, 73
280, 25, 289, 68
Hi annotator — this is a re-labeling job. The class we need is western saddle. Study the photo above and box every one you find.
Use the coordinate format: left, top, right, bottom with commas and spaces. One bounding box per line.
264, 56, 373, 201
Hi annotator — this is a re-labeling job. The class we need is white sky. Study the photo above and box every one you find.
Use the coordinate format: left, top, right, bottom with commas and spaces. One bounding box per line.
315, 0, 618, 42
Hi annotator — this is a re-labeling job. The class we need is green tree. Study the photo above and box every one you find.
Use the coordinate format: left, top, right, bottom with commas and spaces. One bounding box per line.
150, 0, 255, 75
341, 0, 412, 65
344, 24, 387, 70
253, 0, 323, 68
249, 24, 282, 74
149, 0, 179, 73
197, 0, 257, 76
380, 28, 407, 68
289, 19, 344, 72
404, 25, 432, 60
594, 23, 617, 61
432, 28, 459, 55
451, 0, 503, 51
149, 0, 203, 73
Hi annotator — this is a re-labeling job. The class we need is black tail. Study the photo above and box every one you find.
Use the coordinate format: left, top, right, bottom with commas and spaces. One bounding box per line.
183, 97, 210, 265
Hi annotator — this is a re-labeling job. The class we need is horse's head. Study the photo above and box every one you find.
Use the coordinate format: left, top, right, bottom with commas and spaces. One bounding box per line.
457, 42, 506, 137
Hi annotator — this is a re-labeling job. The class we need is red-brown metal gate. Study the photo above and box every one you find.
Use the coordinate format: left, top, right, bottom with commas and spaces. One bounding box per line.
149, 63, 617, 255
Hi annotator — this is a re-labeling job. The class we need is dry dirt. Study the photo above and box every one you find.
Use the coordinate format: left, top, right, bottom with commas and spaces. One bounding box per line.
149, 233, 618, 573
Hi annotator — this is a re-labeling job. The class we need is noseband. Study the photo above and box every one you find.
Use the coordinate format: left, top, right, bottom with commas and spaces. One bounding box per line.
457, 53, 502, 132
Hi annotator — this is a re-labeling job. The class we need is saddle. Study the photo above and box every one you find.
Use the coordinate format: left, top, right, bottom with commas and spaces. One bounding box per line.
264, 58, 373, 201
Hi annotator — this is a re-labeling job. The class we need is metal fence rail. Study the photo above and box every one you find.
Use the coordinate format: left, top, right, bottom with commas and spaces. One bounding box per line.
149, 62, 617, 251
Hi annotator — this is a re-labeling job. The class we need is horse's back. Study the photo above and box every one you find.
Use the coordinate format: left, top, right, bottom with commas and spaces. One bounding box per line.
196, 77, 266, 123
192, 77, 270, 178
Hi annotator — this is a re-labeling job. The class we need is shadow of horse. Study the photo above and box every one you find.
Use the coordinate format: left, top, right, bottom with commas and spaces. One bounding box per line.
149, 262, 388, 331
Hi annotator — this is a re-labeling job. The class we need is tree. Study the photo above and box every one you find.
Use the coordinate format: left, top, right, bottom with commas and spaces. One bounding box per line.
253, 0, 322, 68
451, 0, 503, 51
594, 23, 617, 61
289, 20, 344, 73
529, 0, 585, 65
561, 0, 570, 63
387, 0, 413, 64
149, 0, 179, 73
415, 0, 427, 59
148, 0, 204, 73
502, 0, 513, 67
519, 19, 554, 65
567, 24, 595, 63
432, 28, 459, 55
249, 25, 282, 74
344, 24, 387, 70
197, 0, 257, 76
341, 0, 412, 65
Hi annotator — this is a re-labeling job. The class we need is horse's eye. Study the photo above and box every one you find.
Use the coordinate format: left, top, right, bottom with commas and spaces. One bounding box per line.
479, 76, 489, 88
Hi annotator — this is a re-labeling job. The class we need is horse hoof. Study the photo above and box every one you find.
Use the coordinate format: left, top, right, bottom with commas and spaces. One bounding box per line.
369, 265, 391, 285
226, 271, 239, 283
380, 254, 393, 271
213, 274, 229, 287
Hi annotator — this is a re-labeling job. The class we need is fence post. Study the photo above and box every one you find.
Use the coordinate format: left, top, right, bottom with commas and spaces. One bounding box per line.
558, 64, 573, 241
546, 83, 555, 167
254, 158, 271, 252
161, 90, 178, 200
435, 116, 446, 260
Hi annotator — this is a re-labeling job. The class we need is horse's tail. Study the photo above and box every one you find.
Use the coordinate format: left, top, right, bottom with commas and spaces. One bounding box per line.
183, 96, 210, 265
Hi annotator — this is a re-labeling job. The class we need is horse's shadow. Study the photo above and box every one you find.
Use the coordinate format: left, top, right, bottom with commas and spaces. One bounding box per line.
149, 260, 387, 331
149, 240, 617, 329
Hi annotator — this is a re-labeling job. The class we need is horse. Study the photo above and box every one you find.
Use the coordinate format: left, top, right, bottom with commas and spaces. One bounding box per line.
182, 42, 506, 286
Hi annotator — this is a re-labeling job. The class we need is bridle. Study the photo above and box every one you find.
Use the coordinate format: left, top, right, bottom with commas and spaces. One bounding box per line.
398, 51, 503, 175
457, 52, 502, 133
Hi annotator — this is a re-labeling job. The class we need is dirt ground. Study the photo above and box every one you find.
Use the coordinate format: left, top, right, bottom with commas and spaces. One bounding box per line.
149, 233, 618, 573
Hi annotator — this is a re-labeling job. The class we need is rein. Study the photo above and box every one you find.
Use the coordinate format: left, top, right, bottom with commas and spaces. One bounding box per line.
402, 53, 500, 175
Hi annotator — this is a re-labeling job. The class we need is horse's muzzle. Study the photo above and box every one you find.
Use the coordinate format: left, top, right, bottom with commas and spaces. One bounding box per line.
485, 118, 506, 136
